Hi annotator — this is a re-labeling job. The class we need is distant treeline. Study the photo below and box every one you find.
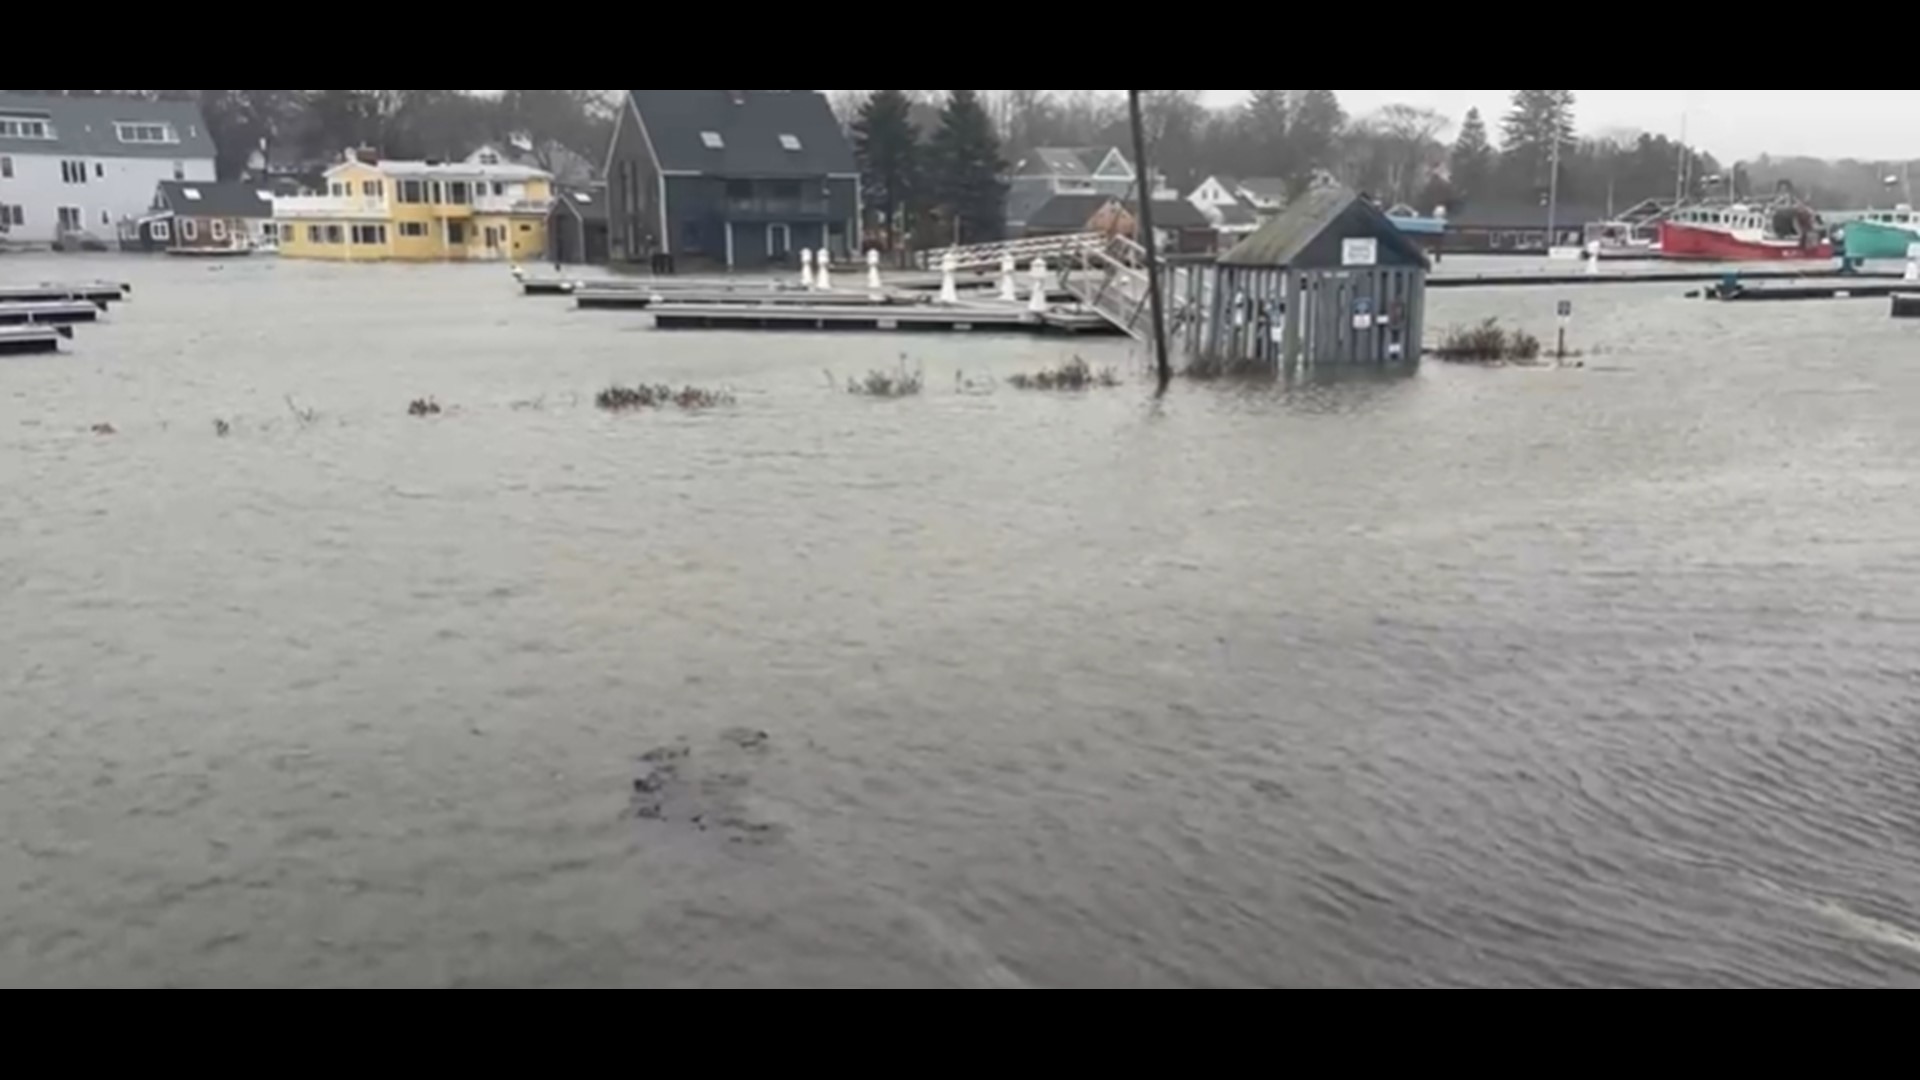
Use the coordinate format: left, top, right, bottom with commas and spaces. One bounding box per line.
837, 90, 1915, 213
5, 90, 613, 180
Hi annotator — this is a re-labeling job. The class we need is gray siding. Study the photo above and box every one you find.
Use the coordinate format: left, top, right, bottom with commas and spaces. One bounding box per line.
606, 100, 661, 263
0, 151, 213, 244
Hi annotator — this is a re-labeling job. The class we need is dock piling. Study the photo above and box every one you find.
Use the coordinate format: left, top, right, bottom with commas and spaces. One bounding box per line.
1000, 255, 1019, 302
1028, 259, 1049, 315
816, 250, 833, 292
940, 253, 960, 305
801, 249, 816, 291
868, 250, 883, 292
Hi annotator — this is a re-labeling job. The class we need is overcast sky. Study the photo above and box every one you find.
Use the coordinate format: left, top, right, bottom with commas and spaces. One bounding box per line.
1199, 91, 1918, 162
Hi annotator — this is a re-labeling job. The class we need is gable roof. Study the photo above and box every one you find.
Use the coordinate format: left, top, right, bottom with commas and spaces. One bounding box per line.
1236, 177, 1290, 204
0, 93, 216, 160
1135, 198, 1211, 230
1221, 185, 1430, 269
628, 90, 855, 178
155, 181, 276, 219
1215, 202, 1262, 227
1015, 148, 1093, 178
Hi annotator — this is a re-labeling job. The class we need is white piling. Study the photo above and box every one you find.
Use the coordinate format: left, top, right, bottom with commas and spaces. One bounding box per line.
940, 252, 960, 305
816, 249, 833, 292
868, 250, 883, 292
1028, 258, 1049, 315
1906, 243, 1920, 283
1587, 240, 1603, 276
800, 248, 815, 291
999, 255, 1019, 302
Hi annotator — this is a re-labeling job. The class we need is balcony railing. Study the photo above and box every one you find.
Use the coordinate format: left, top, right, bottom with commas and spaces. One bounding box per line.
475, 195, 555, 215
276, 196, 388, 218
726, 198, 831, 219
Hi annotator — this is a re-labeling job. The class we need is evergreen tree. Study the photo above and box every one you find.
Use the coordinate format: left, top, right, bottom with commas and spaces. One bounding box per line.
1242, 89, 1291, 176
928, 89, 1008, 244
1449, 107, 1495, 202
1287, 90, 1347, 195
1501, 90, 1576, 189
852, 90, 922, 251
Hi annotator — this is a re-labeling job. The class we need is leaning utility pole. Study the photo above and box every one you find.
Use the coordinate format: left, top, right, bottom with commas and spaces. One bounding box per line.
1127, 89, 1173, 396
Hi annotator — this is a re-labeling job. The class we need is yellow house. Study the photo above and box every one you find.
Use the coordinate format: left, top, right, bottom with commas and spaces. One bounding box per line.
276, 153, 553, 263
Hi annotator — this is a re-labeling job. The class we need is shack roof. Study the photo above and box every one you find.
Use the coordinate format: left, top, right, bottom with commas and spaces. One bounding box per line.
1221, 185, 1430, 270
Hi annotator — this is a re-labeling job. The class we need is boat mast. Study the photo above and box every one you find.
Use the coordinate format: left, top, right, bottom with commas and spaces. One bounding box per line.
1126, 90, 1172, 395
1546, 134, 1562, 249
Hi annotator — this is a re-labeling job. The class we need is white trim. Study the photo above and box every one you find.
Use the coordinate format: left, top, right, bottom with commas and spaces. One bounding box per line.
181, 217, 198, 241
210, 219, 228, 241
628, 94, 672, 256
151, 219, 172, 242
725, 221, 735, 268
659, 169, 703, 177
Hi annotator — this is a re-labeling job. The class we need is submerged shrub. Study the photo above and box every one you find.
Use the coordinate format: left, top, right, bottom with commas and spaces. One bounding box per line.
597, 384, 735, 411
1008, 355, 1122, 391
1433, 318, 1543, 363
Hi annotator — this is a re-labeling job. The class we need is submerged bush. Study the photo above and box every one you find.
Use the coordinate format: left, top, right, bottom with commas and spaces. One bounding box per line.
842, 363, 925, 398
408, 397, 443, 417
1432, 319, 1543, 363
1008, 356, 1121, 391
597, 384, 735, 412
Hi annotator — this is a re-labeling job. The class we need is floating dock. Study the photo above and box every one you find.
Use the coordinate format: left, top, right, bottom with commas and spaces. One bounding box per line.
1708, 282, 1914, 302
575, 287, 904, 310
649, 301, 1120, 335
1429, 267, 1908, 289
1894, 294, 1920, 319
0, 324, 72, 355
0, 282, 127, 305
0, 300, 103, 326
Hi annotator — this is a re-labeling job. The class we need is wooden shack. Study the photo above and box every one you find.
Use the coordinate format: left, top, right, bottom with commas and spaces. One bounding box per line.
1180, 185, 1429, 372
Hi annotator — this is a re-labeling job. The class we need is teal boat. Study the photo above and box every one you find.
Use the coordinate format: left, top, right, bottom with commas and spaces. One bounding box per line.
1842, 207, 1920, 260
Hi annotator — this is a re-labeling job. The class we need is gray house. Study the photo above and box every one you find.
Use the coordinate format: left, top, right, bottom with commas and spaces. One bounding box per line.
0, 93, 216, 247
605, 89, 859, 271
1005, 146, 1137, 233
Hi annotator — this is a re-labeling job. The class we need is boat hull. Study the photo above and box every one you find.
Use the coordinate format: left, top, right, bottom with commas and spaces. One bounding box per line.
1844, 220, 1920, 261
1659, 222, 1833, 262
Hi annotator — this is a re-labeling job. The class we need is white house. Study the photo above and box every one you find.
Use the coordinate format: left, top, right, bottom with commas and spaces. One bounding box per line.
0, 93, 217, 246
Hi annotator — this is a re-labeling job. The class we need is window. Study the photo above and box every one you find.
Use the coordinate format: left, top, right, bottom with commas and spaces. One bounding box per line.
0, 115, 54, 140
324, 224, 344, 244
779, 134, 802, 152
701, 131, 725, 150
1, 156, 11, 179
447, 181, 471, 205
352, 224, 387, 245
182, 187, 203, 201
151, 220, 171, 241
308, 225, 322, 244
726, 179, 753, 201
573, 191, 593, 205
477, 150, 501, 165
62, 160, 89, 185
493, 182, 506, 196
398, 179, 425, 204
211, 219, 228, 241
182, 218, 199, 241
58, 206, 82, 232
429, 181, 443, 203
362, 180, 385, 198
400, 221, 429, 238
330, 181, 347, 197
173, 161, 185, 181
520, 223, 532, 232
101, 210, 111, 226
95, 162, 105, 179
6, 205, 23, 227
115, 122, 179, 144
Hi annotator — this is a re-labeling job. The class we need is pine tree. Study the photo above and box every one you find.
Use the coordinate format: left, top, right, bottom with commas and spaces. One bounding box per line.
1287, 90, 1347, 195
852, 90, 922, 251
1501, 90, 1576, 188
1449, 107, 1495, 202
1242, 89, 1291, 176
928, 89, 1008, 244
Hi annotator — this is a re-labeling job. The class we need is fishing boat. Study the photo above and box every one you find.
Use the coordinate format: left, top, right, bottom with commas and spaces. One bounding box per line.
1658, 193, 1833, 261
1841, 206, 1920, 261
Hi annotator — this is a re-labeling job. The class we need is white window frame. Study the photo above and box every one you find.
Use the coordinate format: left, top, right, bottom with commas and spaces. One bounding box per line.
701, 131, 726, 150
181, 218, 199, 241
62, 160, 89, 185
0, 116, 55, 140
210, 219, 229, 242
58, 206, 83, 233
779, 134, 802, 152
115, 122, 179, 145
1, 155, 12, 179
151, 219, 172, 242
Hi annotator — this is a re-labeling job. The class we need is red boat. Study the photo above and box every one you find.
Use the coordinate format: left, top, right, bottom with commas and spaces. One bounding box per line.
1658, 199, 1833, 261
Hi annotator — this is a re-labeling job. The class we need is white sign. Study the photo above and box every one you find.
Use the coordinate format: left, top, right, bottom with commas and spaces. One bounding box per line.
1342, 238, 1379, 267
1909, 242, 1920, 259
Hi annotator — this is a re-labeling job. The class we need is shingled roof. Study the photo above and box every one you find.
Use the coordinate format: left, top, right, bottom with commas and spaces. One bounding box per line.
0, 93, 215, 161
1221, 185, 1430, 269
154, 181, 276, 219
628, 90, 855, 178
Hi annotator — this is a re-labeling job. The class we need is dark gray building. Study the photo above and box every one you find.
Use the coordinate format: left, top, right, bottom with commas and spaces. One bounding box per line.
605, 90, 859, 271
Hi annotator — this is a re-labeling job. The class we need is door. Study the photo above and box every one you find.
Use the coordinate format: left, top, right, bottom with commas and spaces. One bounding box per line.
448, 221, 467, 245
58, 206, 84, 234
768, 223, 791, 262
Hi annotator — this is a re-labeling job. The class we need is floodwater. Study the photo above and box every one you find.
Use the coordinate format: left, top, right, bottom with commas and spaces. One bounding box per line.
3, 253, 1918, 988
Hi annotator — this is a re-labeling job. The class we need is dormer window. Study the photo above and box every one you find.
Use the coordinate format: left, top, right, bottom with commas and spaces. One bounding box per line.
0, 114, 54, 140
701, 131, 726, 150
779, 134, 802, 152
116, 122, 179, 144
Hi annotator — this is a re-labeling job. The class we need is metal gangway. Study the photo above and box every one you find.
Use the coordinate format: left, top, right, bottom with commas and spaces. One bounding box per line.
920, 231, 1173, 342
